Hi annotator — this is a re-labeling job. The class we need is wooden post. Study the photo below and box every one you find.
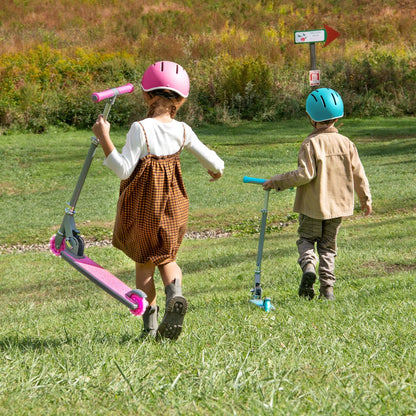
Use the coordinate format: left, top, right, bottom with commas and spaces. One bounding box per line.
309, 43, 318, 90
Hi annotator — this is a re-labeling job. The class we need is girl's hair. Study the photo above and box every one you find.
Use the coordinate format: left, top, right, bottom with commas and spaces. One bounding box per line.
145, 89, 184, 119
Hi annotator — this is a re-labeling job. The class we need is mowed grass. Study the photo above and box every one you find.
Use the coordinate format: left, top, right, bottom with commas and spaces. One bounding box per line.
1, 118, 416, 415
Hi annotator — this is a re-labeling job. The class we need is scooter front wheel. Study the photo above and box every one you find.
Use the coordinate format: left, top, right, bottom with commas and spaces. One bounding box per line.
49, 235, 66, 256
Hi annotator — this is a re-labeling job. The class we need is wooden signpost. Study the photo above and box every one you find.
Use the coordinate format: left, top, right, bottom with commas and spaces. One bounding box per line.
294, 25, 340, 88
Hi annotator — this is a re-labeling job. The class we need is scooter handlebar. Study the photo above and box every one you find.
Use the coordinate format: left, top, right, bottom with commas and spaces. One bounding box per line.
91, 83, 134, 103
243, 176, 266, 185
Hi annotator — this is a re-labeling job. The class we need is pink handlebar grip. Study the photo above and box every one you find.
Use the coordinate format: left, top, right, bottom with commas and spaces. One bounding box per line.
91, 83, 134, 103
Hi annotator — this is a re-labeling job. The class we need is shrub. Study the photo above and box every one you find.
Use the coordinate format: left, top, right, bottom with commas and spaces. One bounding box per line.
0, 46, 416, 132
323, 50, 416, 118
194, 54, 274, 121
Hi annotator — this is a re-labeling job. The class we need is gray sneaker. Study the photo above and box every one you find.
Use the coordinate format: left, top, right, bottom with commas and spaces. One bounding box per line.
157, 279, 188, 340
141, 305, 159, 339
319, 285, 335, 300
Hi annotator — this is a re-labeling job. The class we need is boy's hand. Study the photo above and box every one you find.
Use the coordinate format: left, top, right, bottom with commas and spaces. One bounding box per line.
362, 201, 372, 216
208, 170, 222, 182
262, 180, 275, 191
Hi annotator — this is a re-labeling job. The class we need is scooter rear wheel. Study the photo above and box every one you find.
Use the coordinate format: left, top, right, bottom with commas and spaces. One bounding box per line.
129, 294, 148, 316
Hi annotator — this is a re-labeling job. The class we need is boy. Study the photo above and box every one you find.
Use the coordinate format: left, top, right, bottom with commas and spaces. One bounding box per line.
263, 88, 371, 300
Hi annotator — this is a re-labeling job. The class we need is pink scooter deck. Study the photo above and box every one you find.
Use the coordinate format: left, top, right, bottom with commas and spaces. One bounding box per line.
61, 250, 145, 311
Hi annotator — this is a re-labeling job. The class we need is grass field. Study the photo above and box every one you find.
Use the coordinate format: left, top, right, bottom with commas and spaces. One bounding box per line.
1, 118, 415, 415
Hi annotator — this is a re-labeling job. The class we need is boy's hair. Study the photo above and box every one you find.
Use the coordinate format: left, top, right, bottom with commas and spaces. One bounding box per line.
317, 118, 338, 126
307, 114, 338, 128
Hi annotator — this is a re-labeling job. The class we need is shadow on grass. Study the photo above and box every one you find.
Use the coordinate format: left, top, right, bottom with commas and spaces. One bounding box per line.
183, 235, 295, 275
0, 331, 147, 351
359, 139, 416, 158
198, 120, 309, 145
0, 334, 70, 352
0, 276, 94, 299
343, 118, 416, 140
343, 214, 416, 231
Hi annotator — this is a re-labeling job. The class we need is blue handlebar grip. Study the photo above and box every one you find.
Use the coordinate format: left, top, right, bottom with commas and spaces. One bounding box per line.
243, 176, 266, 184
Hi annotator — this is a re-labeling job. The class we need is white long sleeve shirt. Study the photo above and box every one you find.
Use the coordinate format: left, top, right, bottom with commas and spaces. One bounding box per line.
103, 118, 224, 180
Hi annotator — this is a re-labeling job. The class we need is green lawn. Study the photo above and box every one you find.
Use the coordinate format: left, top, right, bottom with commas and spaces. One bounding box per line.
1, 118, 415, 415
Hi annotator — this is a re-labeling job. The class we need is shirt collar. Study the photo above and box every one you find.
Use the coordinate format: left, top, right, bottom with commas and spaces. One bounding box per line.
308, 126, 339, 138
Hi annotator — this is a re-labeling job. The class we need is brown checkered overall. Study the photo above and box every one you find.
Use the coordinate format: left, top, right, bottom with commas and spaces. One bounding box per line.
112, 122, 189, 265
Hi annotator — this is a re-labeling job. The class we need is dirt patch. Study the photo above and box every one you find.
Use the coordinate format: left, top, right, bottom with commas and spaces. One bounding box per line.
384, 263, 416, 273
362, 261, 416, 275
0, 182, 21, 196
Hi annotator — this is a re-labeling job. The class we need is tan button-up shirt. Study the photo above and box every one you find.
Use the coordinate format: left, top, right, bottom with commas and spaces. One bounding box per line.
269, 127, 371, 220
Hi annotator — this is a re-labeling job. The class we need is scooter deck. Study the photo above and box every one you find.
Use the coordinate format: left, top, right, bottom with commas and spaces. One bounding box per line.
61, 250, 139, 309
250, 298, 275, 311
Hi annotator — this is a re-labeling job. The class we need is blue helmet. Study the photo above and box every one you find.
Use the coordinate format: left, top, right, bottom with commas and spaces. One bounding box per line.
306, 88, 344, 122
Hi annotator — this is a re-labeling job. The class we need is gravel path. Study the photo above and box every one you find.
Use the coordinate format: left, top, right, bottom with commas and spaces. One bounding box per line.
0, 230, 232, 254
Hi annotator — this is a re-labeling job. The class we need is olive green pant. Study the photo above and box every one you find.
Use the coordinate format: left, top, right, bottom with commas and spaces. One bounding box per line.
296, 214, 342, 286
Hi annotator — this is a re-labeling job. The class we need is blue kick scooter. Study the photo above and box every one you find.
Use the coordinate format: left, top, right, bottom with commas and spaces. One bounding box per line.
243, 176, 275, 312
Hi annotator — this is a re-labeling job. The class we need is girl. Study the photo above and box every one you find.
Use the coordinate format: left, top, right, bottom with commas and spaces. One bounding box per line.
92, 61, 224, 339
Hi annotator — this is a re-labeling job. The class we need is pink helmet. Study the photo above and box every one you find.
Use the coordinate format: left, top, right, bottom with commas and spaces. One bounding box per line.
141, 61, 190, 98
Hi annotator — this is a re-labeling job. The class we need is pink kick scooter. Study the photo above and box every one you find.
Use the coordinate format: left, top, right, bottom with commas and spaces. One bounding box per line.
50, 84, 148, 316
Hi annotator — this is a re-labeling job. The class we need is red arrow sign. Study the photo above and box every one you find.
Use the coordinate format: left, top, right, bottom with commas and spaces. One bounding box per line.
323, 24, 340, 47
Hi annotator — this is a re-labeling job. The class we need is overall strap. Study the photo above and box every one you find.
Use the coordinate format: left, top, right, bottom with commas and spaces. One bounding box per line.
138, 121, 150, 154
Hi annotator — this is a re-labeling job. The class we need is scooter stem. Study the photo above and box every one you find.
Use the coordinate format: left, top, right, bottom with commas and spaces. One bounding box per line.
55, 96, 117, 255
254, 189, 270, 290
67, 96, 115, 212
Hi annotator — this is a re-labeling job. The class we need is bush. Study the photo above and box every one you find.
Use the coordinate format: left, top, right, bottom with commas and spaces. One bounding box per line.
323, 51, 416, 118
209, 54, 273, 119
0, 46, 415, 132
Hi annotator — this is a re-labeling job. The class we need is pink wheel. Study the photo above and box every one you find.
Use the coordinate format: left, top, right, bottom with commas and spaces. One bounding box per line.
49, 235, 65, 256
129, 294, 148, 316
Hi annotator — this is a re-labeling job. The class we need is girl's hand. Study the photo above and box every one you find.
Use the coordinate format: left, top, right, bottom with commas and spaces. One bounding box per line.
208, 170, 222, 182
93, 115, 114, 157
92, 115, 111, 140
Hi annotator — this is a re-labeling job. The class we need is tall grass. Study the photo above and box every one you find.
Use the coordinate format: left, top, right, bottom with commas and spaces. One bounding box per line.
1, 0, 415, 57
1, 0, 416, 132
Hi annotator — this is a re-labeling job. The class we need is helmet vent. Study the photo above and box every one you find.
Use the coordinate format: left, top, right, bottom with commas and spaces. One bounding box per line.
311, 93, 318, 102
320, 96, 327, 108
176, 65, 179, 74
161, 62, 164, 71
331, 93, 337, 105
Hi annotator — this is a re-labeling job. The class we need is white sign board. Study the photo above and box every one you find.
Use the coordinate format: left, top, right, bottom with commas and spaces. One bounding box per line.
294, 30, 326, 44
309, 70, 321, 86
